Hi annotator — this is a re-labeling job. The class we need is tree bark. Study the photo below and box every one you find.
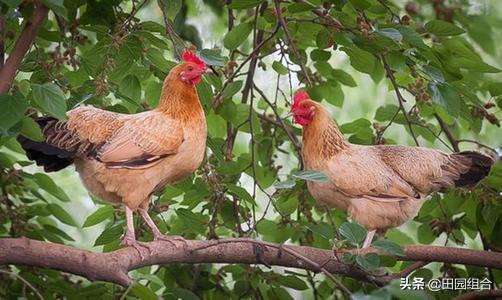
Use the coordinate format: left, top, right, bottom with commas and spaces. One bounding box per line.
0, 4, 49, 94
0, 237, 500, 287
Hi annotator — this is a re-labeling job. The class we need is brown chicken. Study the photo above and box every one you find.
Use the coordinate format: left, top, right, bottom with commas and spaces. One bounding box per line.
19, 51, 208, 252
291, 90, 494, 248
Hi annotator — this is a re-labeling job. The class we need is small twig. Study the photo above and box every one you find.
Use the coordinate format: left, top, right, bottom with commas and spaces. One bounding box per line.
157, 0, 185, 60
118, 283, 133, 300
457, 139, 496, 154
435, 113, 460, 152
380, 54, 420, 146
395, 261, 429, 277
274, 0, 313, 87
254, 83, 302, 156
215, 23, 280, 102
0, 269, 44, 300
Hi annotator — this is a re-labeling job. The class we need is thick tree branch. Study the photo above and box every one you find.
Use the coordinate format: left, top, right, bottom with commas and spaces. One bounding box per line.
1, 238, 501, 288
0, 13, 5, 70
0, 4, 48, 94
452, 289, 502, 300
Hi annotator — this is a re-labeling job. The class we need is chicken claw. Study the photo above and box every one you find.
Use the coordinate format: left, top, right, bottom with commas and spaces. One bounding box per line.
153, 234, 187, 248
120, 234, 151, 259
139, 208, 187, 248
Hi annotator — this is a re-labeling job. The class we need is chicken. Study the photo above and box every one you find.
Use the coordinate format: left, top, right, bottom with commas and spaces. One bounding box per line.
18, 50, 208, 252
291, 90, 494, 248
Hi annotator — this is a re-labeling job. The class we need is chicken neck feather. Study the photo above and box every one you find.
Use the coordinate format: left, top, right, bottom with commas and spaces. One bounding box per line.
302, 105, 349, 162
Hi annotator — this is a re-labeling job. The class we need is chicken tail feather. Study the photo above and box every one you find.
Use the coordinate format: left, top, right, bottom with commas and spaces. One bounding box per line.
453, 151, 494, 188
17, 117, 75, 172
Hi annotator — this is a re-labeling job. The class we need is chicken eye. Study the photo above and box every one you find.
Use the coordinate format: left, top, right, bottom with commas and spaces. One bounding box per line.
187, 66, 194, 72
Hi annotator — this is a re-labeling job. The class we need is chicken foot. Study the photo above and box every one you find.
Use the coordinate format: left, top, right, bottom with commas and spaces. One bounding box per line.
138, 208, 186, 247
361, 229, 376, 248
121, 207, 151, 259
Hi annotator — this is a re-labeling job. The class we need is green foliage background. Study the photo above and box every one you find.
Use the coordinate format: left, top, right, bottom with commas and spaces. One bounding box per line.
0, 0, 501, 298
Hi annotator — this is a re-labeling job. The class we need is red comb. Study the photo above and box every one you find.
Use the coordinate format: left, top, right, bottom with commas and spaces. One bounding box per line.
292, 89, 310, 108
182, 50, 206, 69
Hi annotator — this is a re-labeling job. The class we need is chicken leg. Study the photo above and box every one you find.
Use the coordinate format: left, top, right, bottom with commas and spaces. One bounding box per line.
121, 207, 150, 258
362, 229, 376, 248
138, 208, 186, 246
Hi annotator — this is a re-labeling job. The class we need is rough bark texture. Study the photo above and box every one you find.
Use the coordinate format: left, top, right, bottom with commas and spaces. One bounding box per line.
0, 4, 49, 93
0, 237, 500, 287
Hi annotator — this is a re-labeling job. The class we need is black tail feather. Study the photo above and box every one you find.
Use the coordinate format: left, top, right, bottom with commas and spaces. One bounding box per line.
454, 151, 494, 188
17, 117, 75, 172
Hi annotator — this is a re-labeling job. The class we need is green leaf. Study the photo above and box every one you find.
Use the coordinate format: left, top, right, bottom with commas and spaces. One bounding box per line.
272, 61, 288, 75
227, 184, 255, 204
310, 49, 331, 62
146, 48, 174, 70
176, 208, 208, 226
372, 240, 405, 256
119, 75, 141, 102
158, 0, 182, 20
0, 94, 28, 131
305, 222, 335, 240
422, 65, 445, 83
140, 21, 165, 33
94, 224, 123, 246
341, 46, 376, 74
223, 22, 253, 50
278, 276, 309, 290
332, 69, 357, 87
375, 105, 399, 122
145, 80, 162, 108
32, 173, 71, 202
316, 28, 331, 49
83, 206, 114, 228
417, 223, 436, 244
132, 283, 158, 300
291, 170, 328, 182
428, 82, 460, 117
349, 0, 371, 10
339, 222, 367, 245
43, 224, 75, 241
276, 195, 299, 215
48, 204, 77, 227
356, 253, 380, 271
200, 49, 225, 67
488, 83, 502, 97
425, 20, 465, 36
19, 117, 44, 142
228, 0, 263, 9
222, 80, 243, 99
31, 83, 67, 120
377, 28, 402, 42
1, 0, 22, 8
273, 179, 296, 189
42, 0, 68, 19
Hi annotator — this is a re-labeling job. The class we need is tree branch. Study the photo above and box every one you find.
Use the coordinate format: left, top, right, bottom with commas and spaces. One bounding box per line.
380, 54, 420, 146
451, 289, 502, 300
0, 4, 49, 94
435, 113, 460, 152
1, 238, 501, 288
0, 13, 5, 70
274, 0, 313, 87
